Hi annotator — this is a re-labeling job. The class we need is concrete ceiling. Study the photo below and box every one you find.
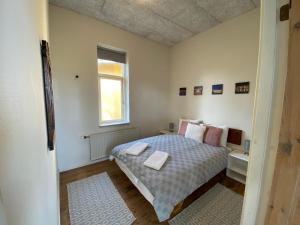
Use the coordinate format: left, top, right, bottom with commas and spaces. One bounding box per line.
50, 0, 260, 46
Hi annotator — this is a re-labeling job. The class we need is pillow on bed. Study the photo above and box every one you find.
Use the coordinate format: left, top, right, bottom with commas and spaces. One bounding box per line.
178, 120, 189, 136
178, 118, 202, 136
203, 126, 223, 147
204, 124, 229, 147
185, 123, 206, 143
215, 125, 229, 147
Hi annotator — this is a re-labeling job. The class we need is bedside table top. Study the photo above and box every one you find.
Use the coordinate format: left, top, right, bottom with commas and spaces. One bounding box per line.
229, 150, 249, 162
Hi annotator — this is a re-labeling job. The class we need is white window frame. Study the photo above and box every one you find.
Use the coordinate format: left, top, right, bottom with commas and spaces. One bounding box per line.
97, 59, 129, 127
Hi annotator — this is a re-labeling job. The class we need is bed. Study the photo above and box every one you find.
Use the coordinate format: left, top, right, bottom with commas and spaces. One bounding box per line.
111, 134, 229, 222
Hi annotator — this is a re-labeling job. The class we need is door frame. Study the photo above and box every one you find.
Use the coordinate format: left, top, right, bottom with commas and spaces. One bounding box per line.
241, 0, 290, 224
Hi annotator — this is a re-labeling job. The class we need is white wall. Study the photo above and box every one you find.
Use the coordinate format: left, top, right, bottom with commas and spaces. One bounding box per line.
0, 197, 7, 225
169, 9, 260, 142
49, 5, 170, 171
0, 1, 59, 225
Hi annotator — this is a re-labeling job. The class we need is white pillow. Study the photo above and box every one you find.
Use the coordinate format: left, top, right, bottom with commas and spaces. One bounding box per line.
185, 123, 206, 143
178, 118, 202, 134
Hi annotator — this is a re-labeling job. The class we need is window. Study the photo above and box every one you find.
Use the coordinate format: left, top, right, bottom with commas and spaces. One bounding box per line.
97, 46, 129, 126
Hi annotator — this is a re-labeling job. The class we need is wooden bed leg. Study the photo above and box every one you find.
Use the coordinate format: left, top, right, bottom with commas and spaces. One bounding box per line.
171, 201, 184, 217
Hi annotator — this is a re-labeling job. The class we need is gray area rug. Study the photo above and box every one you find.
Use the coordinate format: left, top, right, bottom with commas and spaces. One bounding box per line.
67, 172, 135, 225
169, 184, 243, 225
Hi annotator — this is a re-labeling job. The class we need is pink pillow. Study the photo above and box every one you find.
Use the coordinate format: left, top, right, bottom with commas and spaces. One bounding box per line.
204, 126, 223, 147
178, 121, 189, 136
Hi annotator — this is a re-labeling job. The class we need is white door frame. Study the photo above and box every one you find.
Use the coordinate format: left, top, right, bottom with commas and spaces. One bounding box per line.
241, 0, 290, 224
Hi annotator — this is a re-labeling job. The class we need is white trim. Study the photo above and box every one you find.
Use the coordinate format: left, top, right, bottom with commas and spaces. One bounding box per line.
229, 150, 249, 162
97, 59, 130, 126
99, 121, 130, 127
241, 0, 289, 224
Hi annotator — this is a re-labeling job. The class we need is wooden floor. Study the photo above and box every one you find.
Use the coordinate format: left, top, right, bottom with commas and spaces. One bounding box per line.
60, 160, 245, 225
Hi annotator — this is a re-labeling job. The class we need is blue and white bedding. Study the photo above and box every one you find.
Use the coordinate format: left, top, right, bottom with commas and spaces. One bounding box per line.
111, 134, 228, 222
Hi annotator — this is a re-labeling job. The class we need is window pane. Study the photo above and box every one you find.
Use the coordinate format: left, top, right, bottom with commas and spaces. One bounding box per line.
100, 78, 122, 121
98, 59, 123, 77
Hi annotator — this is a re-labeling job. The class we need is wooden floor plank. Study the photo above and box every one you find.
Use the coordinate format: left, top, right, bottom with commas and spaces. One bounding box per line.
60, 160, 245, 225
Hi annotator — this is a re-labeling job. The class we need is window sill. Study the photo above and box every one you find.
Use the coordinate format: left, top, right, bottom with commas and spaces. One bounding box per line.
99, 121, 130, 127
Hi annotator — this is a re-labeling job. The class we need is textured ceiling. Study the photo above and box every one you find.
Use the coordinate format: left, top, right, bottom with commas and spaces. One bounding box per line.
50, 0, 260, 46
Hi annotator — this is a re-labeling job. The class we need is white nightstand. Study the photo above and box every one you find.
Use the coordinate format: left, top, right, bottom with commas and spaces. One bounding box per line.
159, 130, 175, 135
227, 150, 249, 184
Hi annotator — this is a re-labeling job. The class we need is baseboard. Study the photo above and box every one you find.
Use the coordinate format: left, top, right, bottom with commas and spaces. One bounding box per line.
59, 156, 109, 173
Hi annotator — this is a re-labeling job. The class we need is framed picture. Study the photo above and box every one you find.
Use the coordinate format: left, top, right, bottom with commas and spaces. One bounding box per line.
194, 86, 203, 95
235, 82, 250, 94
179, 87, 187, 96
41, 40, 55, 151
212, 84, 223, 95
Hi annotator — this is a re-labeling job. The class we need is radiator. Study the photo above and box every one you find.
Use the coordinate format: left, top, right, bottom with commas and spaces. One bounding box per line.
89, 127, 140, 160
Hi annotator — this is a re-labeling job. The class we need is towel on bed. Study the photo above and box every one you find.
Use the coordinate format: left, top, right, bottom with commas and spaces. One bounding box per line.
125, 142, 149, 156
144, 151, 169, 170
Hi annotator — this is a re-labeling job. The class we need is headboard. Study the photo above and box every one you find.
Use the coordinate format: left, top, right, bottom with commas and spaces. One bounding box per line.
227, 128, 243, 145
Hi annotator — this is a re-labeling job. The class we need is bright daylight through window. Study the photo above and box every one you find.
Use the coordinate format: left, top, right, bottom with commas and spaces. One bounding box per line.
97, 47, 129, 126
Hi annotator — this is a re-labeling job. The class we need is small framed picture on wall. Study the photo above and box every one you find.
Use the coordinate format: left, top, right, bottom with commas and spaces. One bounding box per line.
194, 86, 203, 95
235, 82, 250, 94
179, 87, 187, 96
212, 84, 223, 95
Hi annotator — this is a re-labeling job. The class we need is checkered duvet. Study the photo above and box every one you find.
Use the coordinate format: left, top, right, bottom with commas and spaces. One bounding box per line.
111, 134, 228, 222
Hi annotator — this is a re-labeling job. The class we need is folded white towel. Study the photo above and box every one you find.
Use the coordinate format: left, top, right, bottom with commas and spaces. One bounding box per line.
125, 142, 149, 156
144, 151, 169, 170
